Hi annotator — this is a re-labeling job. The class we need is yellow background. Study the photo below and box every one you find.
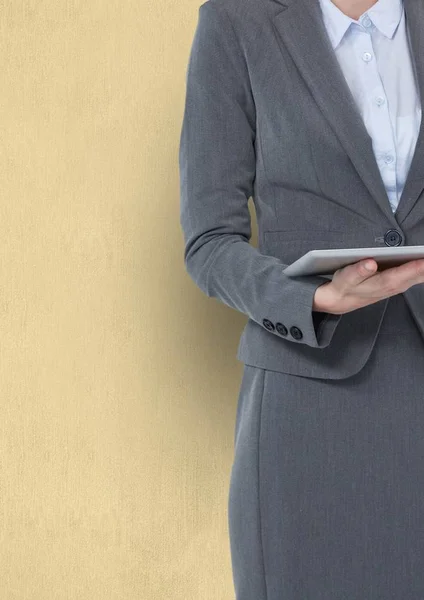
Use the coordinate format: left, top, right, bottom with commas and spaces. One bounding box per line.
1, 1, 257, 597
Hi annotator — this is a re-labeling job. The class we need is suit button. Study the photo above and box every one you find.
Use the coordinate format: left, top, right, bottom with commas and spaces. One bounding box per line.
384, 229, 403, 246
276, 322, 288, 336
290, 326, 303, 340
262, 318, 275, 331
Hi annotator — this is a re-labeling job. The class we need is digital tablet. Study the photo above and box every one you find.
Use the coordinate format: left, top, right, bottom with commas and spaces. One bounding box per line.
282, 245, 424, 278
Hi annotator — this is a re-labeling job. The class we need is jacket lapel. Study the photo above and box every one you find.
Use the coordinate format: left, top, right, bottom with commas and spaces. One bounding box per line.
269, 0, 424, 227
395, 0, 424, 224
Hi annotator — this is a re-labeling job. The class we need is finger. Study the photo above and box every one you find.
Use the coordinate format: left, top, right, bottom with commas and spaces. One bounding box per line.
379, 258, 424, 292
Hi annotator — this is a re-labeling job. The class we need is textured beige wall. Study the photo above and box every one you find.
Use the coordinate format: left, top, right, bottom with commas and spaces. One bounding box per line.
0, 1, 258, 598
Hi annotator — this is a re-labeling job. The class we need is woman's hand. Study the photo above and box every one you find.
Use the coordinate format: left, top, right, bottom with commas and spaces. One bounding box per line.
312, 257, 424, 315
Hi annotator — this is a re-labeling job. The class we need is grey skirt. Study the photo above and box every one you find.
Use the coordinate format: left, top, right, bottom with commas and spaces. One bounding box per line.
228, 292, 424, 600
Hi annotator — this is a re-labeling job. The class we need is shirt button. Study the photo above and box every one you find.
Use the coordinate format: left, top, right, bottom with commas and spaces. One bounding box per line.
362, 52, 373, 62
375, 96, 385, 106
362, 16, 372, 28
384, 154, 394, 164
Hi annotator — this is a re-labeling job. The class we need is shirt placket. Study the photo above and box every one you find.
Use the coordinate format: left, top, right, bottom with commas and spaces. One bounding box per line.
358, 14, 398, 212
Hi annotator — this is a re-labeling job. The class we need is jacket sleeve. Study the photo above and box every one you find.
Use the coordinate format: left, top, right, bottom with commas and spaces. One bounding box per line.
178, 0, 342, 349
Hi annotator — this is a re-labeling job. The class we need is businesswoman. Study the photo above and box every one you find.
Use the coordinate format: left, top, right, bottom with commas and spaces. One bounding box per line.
179, 0, 424, 596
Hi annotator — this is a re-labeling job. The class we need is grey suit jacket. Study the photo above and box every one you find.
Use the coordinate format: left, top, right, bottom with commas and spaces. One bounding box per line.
178, 0, 424, 380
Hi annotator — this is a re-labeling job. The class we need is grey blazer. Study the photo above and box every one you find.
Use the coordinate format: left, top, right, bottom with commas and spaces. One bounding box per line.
179, 0, 424, 380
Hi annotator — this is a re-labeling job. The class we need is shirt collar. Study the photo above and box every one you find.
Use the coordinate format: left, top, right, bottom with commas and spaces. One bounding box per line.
318, 0, 404, 49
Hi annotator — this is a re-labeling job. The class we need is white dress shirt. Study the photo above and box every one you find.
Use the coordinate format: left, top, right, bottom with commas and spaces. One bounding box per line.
318, 0, 422, 212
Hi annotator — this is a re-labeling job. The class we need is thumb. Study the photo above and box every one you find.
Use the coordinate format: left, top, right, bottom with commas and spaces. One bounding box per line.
336, 258, 377, 287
